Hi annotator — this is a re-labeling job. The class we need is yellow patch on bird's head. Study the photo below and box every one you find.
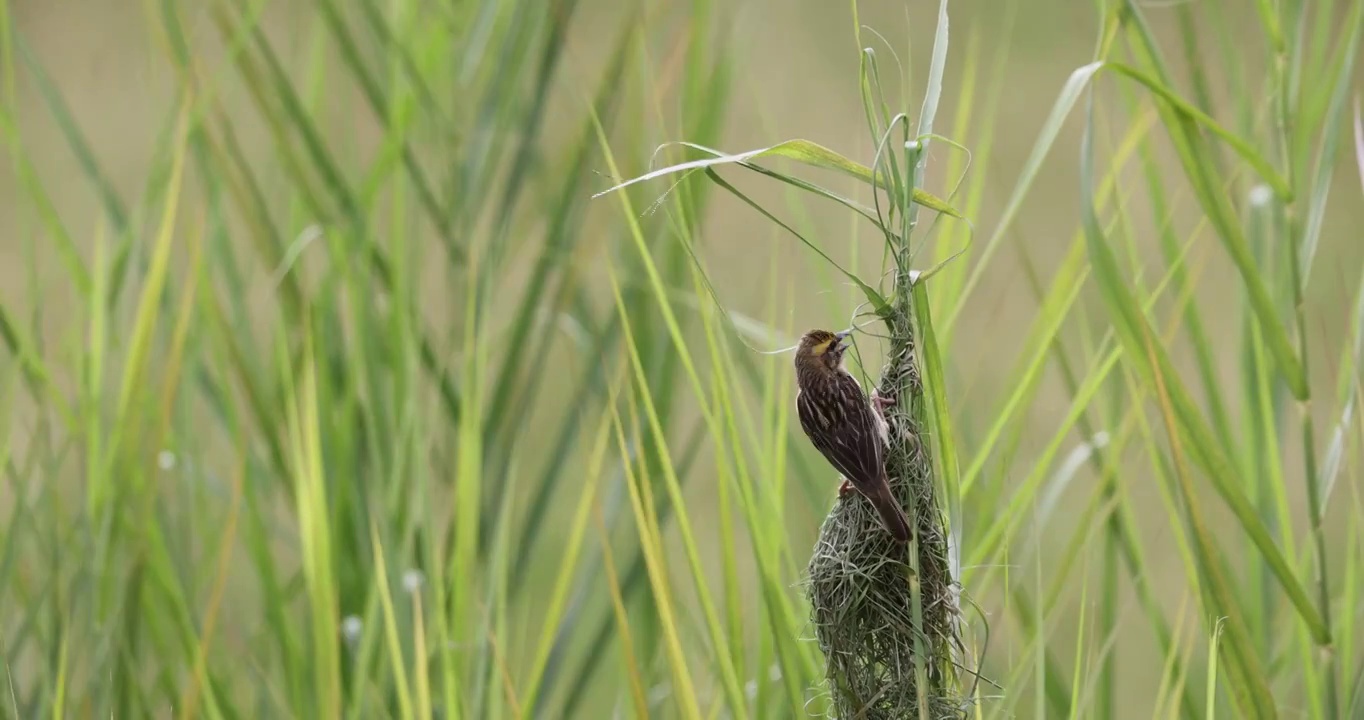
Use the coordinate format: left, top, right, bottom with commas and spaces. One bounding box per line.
796, 329, 851, 370
812, 333, 836, 355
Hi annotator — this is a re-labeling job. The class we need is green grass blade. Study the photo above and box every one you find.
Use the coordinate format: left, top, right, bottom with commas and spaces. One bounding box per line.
704, 169, 889, 314
949, 61, 1103, 329
594, 138, 962, 218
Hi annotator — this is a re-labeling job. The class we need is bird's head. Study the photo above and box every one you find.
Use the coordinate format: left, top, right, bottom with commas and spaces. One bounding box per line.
795, 328, 851, 374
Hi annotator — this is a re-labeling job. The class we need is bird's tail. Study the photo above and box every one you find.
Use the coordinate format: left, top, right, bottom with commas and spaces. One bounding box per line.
870, 479, 912, 544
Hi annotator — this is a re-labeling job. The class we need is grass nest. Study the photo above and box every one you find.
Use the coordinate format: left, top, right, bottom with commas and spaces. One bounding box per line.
805, 311, 967, 719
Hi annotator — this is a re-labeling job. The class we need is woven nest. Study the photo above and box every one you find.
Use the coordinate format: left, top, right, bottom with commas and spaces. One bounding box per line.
804, 320, 967, 719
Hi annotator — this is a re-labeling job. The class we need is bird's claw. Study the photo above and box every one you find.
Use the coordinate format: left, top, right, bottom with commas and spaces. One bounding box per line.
871, 389, 895, 413
838, 479, 854, 498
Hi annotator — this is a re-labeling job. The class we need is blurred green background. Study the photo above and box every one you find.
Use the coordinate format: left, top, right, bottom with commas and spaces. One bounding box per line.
1, 0, 1362, 718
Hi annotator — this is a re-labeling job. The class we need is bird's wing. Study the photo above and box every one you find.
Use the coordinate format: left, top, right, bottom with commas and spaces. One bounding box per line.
796, 378, 885, 488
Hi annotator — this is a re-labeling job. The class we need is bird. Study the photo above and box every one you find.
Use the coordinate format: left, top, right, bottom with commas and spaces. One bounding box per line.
794, 328, 911, 544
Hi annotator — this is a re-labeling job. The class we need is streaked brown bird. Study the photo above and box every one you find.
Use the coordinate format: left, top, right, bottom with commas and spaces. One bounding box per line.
794, 328, 911, 544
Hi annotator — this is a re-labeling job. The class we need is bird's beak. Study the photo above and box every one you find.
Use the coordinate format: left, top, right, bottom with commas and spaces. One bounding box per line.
834, 329, 852, 351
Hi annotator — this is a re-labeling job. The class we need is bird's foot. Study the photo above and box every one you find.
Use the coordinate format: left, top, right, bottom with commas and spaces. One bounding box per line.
871, 389, 895, 415
838, 479, 854, 498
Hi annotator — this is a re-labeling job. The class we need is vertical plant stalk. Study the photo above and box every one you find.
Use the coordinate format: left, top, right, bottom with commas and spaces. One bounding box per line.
880, 275, 964, 693
806, 4, 964, 716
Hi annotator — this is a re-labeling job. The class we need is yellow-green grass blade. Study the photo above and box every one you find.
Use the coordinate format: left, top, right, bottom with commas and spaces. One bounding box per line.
1173, 6, 1227, 174
481, 24, 638, 565
197, 281, 291, 482
707, 377, 746, 690
1326, 102, 1364, 520
99, 105, 190, 518
911, 281, 960, 560
955, 51, 1306, 406
1065, 559, 1090, 720
1070, 49, 1328, 643
285, 333, 343, 718
448, 222, 487, 716
1205, 619, 1227, 719
519, 379, 621, 716
0, 299, 59, 421
1083, 84, 1276, 718
370, 521, 415, 720
959, 241, 1088, 498
1341, 501, 1361, 714
208, 0, 464, 430
947, 59, 1104, 330
595, 506, 651, 719
51, 626, 68, 720
1036, 489, 1118, 715
216, 0, 361, 236
506, 317, 624, 590
931, 9, 1015, 335
605, 379, 702, 720
1152, 594, 1197, 719
965, 342, 1120, 579
148, 224, 230, 720
549, 419, 711, 717
1118, 15, 1305, 402
1020, 251, 1203, 720
702, 153, 909, 245
962, 157, 1210, 571
1296, 3, 1363, 289
311, 0, 460, 261
605, 259, 748, 718
1123, 360, 1249, 720
139, 511, 232, 720
856, 47, 905, 218
479, 474, 524, 717
155, 10, 308, 322
1094, 180, 1328, 636
1004, 584, 1077, 717
1098, 62, 1287, 196
594, 108, 764, 717
1285, 17, 1364, 713
688, 268, 821, 712
179, 439, 247, 720
906, 0, 951, 236
1131, 126, 1236, 458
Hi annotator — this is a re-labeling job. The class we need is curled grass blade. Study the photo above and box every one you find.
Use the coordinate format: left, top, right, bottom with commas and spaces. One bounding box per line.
593, 138, 962, 218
